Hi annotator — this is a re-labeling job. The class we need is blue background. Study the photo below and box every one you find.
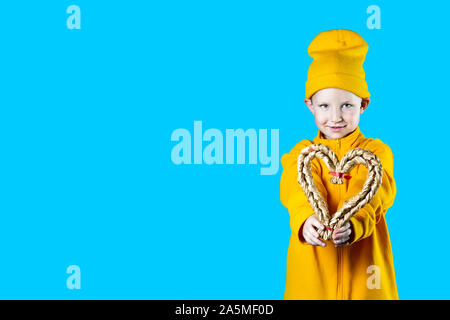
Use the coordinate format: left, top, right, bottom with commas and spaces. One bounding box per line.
0, 0, 446, 299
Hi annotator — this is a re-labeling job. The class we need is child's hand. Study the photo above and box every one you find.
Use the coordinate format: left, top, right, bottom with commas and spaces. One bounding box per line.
332, 222, 353, 247
302, 215, 326, 247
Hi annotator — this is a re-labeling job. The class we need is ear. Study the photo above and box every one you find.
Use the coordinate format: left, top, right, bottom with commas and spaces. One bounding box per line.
305, 98, 315, 115
360, 98, 370, 114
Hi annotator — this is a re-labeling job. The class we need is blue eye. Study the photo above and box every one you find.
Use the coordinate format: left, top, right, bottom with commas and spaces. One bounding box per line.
343, 104, 352, 108
319, 104, 328, 108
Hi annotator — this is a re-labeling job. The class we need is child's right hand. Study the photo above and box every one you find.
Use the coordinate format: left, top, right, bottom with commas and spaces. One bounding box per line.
302, 215, 326, 247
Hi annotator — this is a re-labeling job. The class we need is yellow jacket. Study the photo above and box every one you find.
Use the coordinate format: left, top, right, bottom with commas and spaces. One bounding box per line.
280, 126, 398, 300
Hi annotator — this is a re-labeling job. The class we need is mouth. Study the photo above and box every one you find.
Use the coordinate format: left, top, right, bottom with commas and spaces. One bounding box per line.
328, 125, 346, 132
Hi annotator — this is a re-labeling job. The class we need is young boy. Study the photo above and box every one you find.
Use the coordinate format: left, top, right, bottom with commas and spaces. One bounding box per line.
280, 29, 398, 299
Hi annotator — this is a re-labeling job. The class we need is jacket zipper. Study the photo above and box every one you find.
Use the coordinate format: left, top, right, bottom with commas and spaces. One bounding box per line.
336, 138, 343, 300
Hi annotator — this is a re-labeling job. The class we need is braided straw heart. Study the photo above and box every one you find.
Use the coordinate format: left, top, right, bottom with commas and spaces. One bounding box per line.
297, 143, 383, 241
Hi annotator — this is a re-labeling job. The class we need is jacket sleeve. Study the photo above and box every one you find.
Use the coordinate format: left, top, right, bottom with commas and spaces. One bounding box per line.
280, 141, 328, 244
348, 141, 397, 244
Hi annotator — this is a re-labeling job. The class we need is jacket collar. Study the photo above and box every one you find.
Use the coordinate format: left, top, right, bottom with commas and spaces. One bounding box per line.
312, 126, 364, 153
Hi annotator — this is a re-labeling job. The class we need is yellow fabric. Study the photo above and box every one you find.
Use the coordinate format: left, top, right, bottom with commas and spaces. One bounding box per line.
280, 126, 398, 299
305, 29, 371, 99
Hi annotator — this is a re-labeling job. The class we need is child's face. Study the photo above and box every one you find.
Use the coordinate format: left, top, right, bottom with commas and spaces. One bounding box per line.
305, 88, 370, 139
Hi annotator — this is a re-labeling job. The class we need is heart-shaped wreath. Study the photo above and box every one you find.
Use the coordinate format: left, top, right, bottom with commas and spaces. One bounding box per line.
297, 143, 383, 241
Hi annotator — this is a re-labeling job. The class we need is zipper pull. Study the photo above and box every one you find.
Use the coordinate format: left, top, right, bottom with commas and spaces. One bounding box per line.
336, 139, 341, 158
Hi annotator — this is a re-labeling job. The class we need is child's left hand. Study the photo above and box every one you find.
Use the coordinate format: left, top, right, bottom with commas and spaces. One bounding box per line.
332, 222, 354, 247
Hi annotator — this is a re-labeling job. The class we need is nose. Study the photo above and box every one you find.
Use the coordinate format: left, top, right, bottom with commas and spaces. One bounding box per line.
330, 106, 343, 122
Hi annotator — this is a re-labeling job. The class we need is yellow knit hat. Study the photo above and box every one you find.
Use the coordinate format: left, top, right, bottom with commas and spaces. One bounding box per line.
305, 29, 370, 99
